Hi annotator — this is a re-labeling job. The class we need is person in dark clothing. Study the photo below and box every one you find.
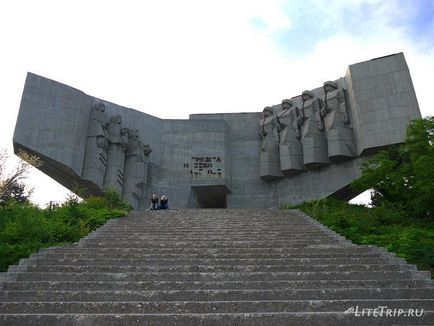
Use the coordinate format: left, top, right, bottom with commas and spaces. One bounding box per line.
159, 195, 169, 210
150, 193, 159, 210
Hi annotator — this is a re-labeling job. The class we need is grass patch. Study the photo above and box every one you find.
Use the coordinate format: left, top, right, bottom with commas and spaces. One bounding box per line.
283, 198, 434, 276
0, 190, 130, 272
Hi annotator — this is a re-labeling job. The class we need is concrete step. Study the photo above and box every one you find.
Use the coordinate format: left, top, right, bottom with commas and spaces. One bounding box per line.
90, 236, 343, 241
11, 263, 415, 274
11, 270, 428, 282
21, 257, 399, 267
93, 229, 329, 233
38, 243, 374, 251
3, 279, 431, 291
2, 288, 434, 302
86, 236, 337, 241
40, 246, 382, 256
32, 252, 389, 260
1, 311, 432, 326
0, 299, 433, 313
1, 208, 432, 325
93, 226, 329, 230
99, 225, 325, 228
94, 231, 335, 236
84, 227, 331, 232
77, 240, 343, 248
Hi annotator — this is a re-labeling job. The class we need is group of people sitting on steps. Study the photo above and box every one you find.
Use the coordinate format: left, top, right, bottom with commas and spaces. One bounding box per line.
150, 193, 169, 210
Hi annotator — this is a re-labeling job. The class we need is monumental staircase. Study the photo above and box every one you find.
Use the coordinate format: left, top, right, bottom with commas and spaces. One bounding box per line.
0, 209, 433, 325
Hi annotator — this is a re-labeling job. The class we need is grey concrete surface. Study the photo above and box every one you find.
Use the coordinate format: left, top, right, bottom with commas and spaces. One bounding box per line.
0, 209, 432, 325
13, 53, 421, 209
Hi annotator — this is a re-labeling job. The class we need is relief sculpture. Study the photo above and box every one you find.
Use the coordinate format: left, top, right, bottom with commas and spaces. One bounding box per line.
258, 83, 356, 181
259, 106, 283, 180
103, 115, 129, 192
277, 99, 303, 175
82, 102, 109, 187
321, 81, 356, 161
81, 103, 152, 209
299, 91, 329, 169
123, 128, 152, 209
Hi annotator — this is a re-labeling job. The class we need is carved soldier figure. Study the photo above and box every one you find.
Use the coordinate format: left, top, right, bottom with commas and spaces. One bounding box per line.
277, 99, 303, 175
123, 129, 152, 209
82, 102, 109, 187
259, 106, 283, 180
103, 115, 129, 192
321, 81, 356, 161
299, 90, 329, 169
121, 128, 129, 150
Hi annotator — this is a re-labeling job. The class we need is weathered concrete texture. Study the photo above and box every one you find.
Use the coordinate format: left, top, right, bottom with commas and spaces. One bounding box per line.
13, 74, 95, 194
345, 53, 421, 155
13, 53, 421, 208
0, 209, 432, 325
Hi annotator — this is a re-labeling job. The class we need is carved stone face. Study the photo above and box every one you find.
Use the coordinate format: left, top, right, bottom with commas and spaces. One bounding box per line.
324, 81, 338, 93
263, 107, 273, 118
324, 83, 337, 93
90, 103, 107, 123
281, 100, 292, 111
95, 103, 105, 112
128, 128, 139, 140
302, 92, 313, 101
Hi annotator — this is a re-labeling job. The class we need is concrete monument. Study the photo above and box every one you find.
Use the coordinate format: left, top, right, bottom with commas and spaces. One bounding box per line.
13, 53, 421, 209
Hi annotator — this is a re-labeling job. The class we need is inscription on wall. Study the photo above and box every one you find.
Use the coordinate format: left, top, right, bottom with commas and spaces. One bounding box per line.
184, 156, 223, 178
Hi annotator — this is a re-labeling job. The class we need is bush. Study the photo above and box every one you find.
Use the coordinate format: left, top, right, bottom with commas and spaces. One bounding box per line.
286, 198, 434, 275
0, 190, 130, 272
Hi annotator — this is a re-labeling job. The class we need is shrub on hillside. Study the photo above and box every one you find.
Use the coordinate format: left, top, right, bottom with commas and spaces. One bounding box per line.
285, 198, 434, 275
0, 190, 130, 271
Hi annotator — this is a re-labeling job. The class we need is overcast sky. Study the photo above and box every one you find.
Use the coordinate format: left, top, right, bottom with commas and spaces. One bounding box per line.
1, 0, 433, 206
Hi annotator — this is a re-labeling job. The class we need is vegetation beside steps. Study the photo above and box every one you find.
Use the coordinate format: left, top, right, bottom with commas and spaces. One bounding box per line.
0, 190, 130, 272
284, 117, 434, 277
284, 198, 434, 277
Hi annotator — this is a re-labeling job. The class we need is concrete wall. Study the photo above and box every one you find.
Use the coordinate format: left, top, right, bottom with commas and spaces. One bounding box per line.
146, 119, 231, 208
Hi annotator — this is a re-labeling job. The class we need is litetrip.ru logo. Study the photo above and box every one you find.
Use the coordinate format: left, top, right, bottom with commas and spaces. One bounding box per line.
344, 306, 424, 318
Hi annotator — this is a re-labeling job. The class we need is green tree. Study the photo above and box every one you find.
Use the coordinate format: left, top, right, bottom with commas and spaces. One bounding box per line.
0, 149, 42, 205
0, 182, 30, 204
352, 117, 434, 219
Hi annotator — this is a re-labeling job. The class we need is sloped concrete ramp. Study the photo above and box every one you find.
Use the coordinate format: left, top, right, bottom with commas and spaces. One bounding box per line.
0, 209, 433, 325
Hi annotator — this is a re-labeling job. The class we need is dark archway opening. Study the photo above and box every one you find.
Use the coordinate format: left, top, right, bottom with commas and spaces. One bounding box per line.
192, 185, 229, 208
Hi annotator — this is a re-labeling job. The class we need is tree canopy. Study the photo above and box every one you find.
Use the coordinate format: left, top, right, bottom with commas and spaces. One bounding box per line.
352, 117, 434, 219
0, 149, 42, 205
